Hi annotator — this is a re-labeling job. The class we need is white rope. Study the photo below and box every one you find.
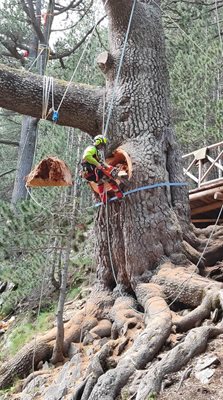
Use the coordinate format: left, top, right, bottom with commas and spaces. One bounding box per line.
27, 46, 45, 72
26, 185, 54, 215
42, 75, 54, 119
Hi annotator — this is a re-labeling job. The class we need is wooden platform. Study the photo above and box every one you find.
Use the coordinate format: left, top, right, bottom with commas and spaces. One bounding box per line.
189, 179, 223, 225
183, 141, 223, 226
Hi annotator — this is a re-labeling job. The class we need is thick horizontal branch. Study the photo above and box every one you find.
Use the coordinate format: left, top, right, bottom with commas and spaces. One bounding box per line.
0, 64, 104, 135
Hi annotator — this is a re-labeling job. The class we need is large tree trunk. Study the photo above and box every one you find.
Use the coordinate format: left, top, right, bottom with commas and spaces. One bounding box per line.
1, 1, 223, 398
96, 0, 190, 291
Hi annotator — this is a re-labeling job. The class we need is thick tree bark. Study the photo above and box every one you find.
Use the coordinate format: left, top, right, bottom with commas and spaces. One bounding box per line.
1, 1, 222, 398
0, 64, 104, 134
96, 0, 190, 292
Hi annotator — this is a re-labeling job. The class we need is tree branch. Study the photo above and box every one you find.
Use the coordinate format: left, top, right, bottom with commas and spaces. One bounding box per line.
0, 64, 104, 135
20, 0, 46, 44
0, 139, 19, 146
54, 0, 83, 16
0, 169, 16, 178
51, 16, 105, 60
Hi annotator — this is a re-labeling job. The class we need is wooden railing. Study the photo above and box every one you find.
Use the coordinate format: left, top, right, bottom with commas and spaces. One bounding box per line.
182, 141, 223, 189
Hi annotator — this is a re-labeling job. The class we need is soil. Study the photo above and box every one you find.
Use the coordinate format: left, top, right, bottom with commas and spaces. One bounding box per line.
158, 335, 223, 400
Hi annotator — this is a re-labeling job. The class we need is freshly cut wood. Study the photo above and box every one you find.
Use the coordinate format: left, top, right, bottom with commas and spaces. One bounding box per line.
214, 191, 223, 201
89, 147, 132, 195
26, 157, 72, 187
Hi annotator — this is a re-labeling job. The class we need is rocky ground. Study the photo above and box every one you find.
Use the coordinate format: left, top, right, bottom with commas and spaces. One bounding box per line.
1, 292, 223, 400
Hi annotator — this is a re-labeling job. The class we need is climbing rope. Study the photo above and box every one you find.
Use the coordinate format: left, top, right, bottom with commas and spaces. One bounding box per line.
42, 75, 55, 120
103, 0, 137, 137
27, 46, 45, 72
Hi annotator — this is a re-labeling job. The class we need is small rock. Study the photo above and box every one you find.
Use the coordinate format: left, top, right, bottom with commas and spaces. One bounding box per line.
42, 361, 51, 370
68, 343, 80, 359
86, 347, 94, 357
195, 368, 215, 384
44, 383, 67, 400
195, 354, 220, 372
97, 337, 110, 347
0, 281, 7, 293
83, 332, 95, 345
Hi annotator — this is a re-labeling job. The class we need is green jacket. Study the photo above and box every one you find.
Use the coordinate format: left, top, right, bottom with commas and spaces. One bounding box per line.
82, 145, 100, 167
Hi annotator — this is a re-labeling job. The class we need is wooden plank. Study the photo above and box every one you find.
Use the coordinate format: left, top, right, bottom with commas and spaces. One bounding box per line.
191, 201, 223, 216
184, 158, 196, 174
182, 140, 223, 158
214, 192, 223, 201
189, 185, 223, 201
192, 218, 223, 223
189, 178, 223, 194
200, 151, 223, 183
184, 169, 198, 183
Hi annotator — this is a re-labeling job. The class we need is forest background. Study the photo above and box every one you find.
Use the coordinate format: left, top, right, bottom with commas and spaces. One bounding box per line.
0, 0, 223, 364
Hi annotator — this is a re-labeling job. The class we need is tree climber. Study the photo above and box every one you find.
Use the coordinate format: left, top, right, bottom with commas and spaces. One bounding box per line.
81, 135, 123, 204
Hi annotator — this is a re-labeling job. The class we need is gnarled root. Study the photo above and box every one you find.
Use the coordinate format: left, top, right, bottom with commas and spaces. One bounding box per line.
175, 287, 223, 332
136, 324, 223, 400
0, 339, 53, 389
110, 296, 144, 338
0, 290, 114, 389
86, 283, 172, 400
152, 262, 222, 308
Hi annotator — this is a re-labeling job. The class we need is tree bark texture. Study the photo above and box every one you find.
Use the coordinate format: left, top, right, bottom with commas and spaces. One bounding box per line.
95, 0, 191, 292
2, 2, 222, 398
0, 65, 104, 134
0, 0, 190, 288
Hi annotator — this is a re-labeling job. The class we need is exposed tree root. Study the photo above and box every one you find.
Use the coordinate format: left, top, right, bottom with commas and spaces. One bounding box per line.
0, 291, 114, 389
152, 262, 222, 308
110, 296, 144, 338
175, 288, 223, 332
136, 324, 223, 400
0, 339, 53, 389
2, 262, 223, 397
85, 283, 172, 400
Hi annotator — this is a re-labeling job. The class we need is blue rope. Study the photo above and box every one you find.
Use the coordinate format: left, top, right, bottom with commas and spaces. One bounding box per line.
94, 181, 188, 208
